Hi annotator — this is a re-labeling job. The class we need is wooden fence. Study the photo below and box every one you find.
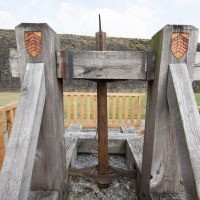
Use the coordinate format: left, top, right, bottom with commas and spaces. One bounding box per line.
0, 101, 18, 170
0, 93, 145, 170
63, 92, 145, 127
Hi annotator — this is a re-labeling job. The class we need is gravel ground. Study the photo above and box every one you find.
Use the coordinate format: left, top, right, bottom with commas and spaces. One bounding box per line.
67, 154, 138, 200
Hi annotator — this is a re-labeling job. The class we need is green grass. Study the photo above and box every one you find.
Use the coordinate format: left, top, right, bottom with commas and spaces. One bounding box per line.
0, 92, 20, 107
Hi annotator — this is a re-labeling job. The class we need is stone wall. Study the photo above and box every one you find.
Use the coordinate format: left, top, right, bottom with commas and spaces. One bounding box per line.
0, 29, 200, 93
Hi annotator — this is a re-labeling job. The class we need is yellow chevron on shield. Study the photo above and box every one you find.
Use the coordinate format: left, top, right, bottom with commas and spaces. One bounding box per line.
24, 32, 42, 58
171, 33, 189, 59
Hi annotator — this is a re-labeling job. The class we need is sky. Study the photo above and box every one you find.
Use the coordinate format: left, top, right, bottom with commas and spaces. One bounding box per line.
0, 0, 200, 41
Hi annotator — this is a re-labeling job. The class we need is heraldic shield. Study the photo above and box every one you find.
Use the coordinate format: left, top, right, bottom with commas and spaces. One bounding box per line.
171, 32, 189, 59
24, 32, 42, 58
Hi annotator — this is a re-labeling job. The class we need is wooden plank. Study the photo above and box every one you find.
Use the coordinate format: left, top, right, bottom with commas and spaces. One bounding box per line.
9, 48, 20, 77
87, 95, 90, 124
15, 23, 66, 199
0, 112, 5, 170
107, 96, 110, 122
140, 25, 198, 199
28, 191, 59, 200
77, 138, 127, 154
66, 124, 82, 132
193, 67, 200, 80
127, 136, 144, 196
80, 95, 84, 124
56, 51, 68, 79
120, 126, 138, 134
124, 96, 129, 124
63, 92, 145, 97
194, 52, 200, 67
6, 111, 12, 138
130, 96, 135, 125
74, 95, 78, 124
93, 95, 97, 125
65, 137, 78, 194
63, 51, 147, 80
118, 96, 123, 125
137, 96, 142, 126
167, 63, 200, 199
112, 96, 116, 124
150, 193, 184, 200
0, 63, 46, 200
67, 95, 71, 124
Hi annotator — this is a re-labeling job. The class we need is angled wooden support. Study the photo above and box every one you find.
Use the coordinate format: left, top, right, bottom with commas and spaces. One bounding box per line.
140, 25, 198, 199
0, 63, 45, 200
167, 63, 200, 199
15, 23, 66, 199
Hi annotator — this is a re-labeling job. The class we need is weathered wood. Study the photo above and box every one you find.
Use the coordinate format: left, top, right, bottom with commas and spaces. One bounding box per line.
194, 52, 200, 67
95, 32, 106, 51
28, 191, 59, 200
97, 81, 109, 188
0, 112, 4, 170
126, 136, 144, 197
66, 124, 82, 132
56, 51, 68, 79
65, 137, 78, 194
15, 23, 66, 199
120, 126, 138, 134
167, 63, 200, 199
68, 51, 147, 80
150, 193, 185, 200
9, 48, 20, 77
0, 63, 46, 200
140, 25, 198, 199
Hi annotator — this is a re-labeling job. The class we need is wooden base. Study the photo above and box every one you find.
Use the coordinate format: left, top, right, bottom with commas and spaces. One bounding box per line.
68, 165, 136, 187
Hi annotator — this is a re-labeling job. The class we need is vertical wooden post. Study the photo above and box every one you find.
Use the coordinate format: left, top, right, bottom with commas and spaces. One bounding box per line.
15, 23, 66, 199
0, 112, 5, 170
95, 30, 109, 188
139, 25, 198, 199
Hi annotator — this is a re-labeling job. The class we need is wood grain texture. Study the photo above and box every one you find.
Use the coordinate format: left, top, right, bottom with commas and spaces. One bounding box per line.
9, 48, 20, 77
62, 51, 147, 80
150, 193, 184, 200
95, 32, 106, 51
15, 23, 66, 199
167, 63, 200, 199
0, 112, 5, 170
140, 25, 198, 199
28, 191, 59, 200
0, 63, 46, 200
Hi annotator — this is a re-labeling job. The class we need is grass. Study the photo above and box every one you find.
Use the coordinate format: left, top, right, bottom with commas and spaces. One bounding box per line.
0, 92, 20, 107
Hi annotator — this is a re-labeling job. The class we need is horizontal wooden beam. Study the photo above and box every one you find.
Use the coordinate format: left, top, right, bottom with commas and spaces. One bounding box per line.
66, 50, 149, 80
167, 63, 200, 199
0, 63, 46, 200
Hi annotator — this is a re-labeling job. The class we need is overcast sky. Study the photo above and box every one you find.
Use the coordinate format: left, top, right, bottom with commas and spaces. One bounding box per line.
0, 0, 200, 41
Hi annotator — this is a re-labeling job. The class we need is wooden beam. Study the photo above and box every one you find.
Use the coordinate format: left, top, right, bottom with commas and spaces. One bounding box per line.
15, 23, 66, 199
28, 191, 59, 200
66, 51, 148, 80
0, 63, 46, 200
140, 25, 199, 199
167, 63, 200, 199
9, 48, 20, 77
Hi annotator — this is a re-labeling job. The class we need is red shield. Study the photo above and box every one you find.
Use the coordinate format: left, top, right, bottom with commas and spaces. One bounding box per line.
24, 32, 42, 58
171, 33, 189, 59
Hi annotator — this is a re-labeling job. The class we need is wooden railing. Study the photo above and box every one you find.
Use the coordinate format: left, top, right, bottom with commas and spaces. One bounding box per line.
0, 101, 18, 170
63, 92, 145, 127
